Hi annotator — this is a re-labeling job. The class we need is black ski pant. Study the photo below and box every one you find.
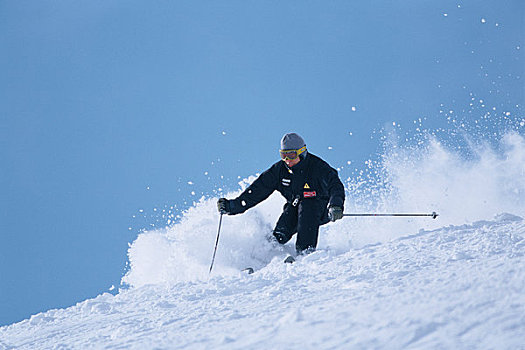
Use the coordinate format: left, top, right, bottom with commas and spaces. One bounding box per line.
272, 199, 329, 253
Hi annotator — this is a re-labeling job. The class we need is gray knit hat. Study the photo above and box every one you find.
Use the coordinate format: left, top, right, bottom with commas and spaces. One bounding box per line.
280, 133, 306, 151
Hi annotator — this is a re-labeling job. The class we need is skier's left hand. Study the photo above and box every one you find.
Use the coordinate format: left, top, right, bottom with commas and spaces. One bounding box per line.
328, 205, 343, 222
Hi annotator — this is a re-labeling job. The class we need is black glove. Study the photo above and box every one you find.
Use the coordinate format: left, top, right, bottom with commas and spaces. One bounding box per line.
217, 198, 232, 215
328, 205, 343, 222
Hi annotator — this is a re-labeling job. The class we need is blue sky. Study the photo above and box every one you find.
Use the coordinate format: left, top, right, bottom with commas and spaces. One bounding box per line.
1, 1, 523, 326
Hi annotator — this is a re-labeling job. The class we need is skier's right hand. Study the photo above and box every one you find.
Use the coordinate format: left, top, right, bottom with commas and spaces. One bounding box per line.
217, 198, 232, 215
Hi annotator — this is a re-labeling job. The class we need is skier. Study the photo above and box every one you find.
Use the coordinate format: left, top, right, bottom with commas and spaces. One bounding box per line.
217, 132, 345, 255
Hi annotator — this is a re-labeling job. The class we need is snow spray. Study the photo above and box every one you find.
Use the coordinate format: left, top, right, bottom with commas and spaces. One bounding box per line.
123, 114, 525, 287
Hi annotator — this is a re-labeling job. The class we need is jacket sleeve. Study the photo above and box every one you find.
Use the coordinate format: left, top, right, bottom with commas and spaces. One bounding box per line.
228, 164, 279, 215
321, 164, 345, 210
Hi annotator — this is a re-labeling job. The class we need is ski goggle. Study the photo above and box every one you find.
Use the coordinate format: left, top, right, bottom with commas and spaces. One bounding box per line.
279, 146, 306, 160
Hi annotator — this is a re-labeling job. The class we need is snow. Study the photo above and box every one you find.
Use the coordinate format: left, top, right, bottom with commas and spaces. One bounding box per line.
1, 214, 524, 349
2, 133, 525, 348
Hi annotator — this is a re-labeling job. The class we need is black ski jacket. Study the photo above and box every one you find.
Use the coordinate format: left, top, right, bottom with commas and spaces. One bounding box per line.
228, 153, 345, 216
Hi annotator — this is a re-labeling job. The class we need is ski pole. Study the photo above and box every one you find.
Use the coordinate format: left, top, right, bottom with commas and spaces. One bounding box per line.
209, 213, 223, 276
343, 211, 439, 219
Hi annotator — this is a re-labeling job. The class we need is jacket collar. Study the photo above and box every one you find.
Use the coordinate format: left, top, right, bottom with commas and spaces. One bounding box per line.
284, 153, 309, 173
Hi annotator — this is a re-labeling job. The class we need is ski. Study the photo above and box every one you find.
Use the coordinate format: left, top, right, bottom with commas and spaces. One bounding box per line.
242, 255, 296, 274
284, 255, 296, 264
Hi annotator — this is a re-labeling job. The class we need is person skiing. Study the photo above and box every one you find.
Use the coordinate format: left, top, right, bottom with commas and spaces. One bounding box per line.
217, 132, 345, 255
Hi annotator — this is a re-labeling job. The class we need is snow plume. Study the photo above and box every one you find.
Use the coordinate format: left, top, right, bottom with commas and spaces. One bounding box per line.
383, 132, 525, 225
328, 131, 525, 248
122, 185, 289, 287
123, 132, 525, 288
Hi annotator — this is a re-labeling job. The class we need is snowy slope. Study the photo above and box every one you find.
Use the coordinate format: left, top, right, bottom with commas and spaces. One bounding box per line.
1, 213, 524, 349
2, 132, 525, 349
